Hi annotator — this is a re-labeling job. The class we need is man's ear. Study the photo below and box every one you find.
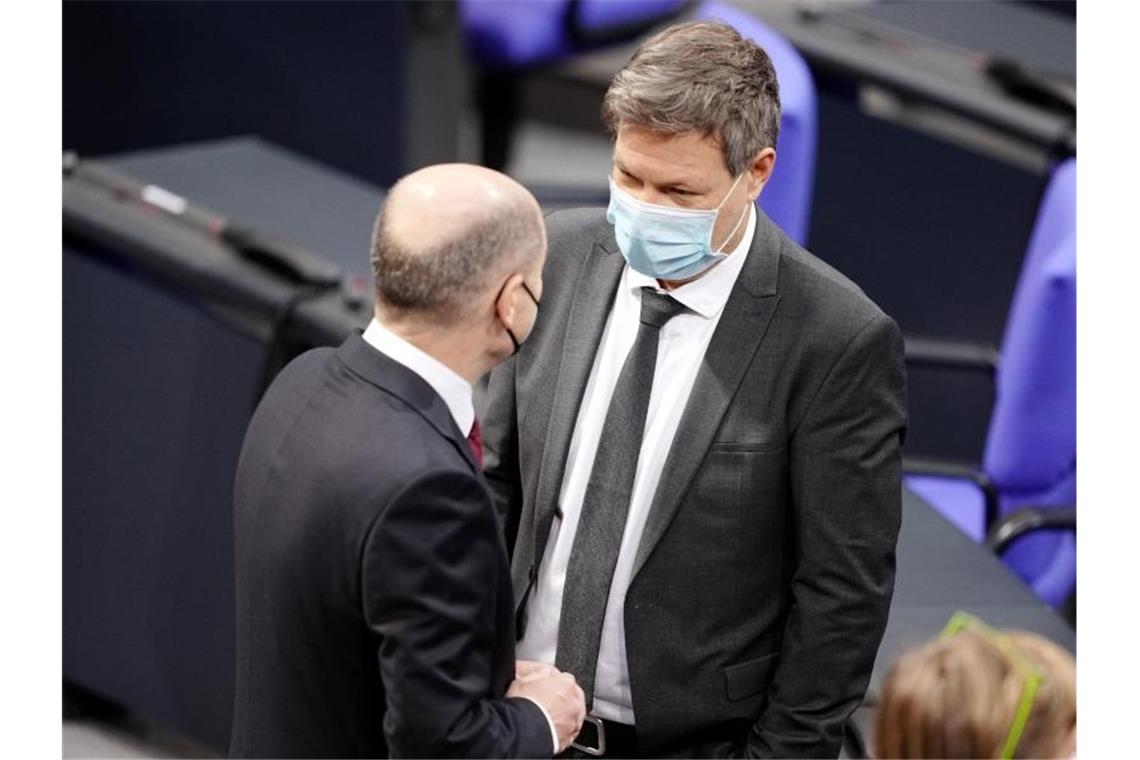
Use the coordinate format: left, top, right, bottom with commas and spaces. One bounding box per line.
494, 273, 525, 326
748, 148, 777, 200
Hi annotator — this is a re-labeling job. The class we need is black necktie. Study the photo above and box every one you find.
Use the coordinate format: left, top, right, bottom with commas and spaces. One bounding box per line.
555, 286, 690, 705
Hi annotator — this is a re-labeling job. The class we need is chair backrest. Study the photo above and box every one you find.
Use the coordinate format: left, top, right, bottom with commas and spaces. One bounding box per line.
983, 158, 1076, 605
575, 0, 686, 34
692, 2, 818, 245
459, 0, 573, 69
459, 0, 685, 69
985, 159, 1076, 502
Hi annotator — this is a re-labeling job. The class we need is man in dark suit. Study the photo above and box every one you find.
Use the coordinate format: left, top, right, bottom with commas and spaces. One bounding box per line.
482, 22, 907, 758
231, 164, 586, 758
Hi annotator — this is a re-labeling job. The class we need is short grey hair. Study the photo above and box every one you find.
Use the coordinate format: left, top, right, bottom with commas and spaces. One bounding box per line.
602, 20, 781, 177
370, 201, 541, 323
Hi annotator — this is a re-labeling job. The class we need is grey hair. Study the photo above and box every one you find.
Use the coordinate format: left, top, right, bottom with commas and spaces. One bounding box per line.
370, 200, 541, 323
602, 20, 781, 176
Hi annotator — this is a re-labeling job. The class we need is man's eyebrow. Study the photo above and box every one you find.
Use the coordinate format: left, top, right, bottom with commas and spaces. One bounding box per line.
614, 160, 699, 191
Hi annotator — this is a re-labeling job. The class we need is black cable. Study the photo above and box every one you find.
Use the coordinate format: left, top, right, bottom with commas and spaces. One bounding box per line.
254, 284, 329, 404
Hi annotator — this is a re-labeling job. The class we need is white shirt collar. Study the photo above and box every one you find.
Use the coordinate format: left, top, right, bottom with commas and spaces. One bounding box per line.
361, 318, 475, 437
625, 202, 756, 319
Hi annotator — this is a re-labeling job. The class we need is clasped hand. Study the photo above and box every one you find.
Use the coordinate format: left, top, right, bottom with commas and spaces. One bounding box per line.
507, 660, 586, 753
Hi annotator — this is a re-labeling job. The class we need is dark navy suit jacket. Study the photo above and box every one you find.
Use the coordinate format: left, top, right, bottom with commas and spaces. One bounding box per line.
230, 333, 550, 758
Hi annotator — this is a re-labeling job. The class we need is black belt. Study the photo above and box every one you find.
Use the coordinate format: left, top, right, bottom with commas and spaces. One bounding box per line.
564, 716, 638, 758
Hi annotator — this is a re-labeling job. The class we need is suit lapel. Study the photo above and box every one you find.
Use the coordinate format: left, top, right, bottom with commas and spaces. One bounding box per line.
530, 241, 626, 566
631, 209, 784, 580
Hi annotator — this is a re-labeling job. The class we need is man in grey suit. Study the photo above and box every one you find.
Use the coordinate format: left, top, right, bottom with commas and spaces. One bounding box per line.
482, 21, 907, 758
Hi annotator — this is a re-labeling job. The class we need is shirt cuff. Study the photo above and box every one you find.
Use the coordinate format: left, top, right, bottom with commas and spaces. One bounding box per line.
518, 695, 560, 755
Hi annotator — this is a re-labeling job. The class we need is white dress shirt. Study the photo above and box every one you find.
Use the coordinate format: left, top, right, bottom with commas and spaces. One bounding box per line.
362, 318, 559, 752
517, 205, 757, 723
362, 318, 475, 437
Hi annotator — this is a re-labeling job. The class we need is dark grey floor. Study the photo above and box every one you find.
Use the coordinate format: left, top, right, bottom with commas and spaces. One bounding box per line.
63, 684, 217, 759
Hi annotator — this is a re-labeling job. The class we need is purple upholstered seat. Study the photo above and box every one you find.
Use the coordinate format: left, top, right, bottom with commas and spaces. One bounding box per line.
906, 158, 1076, 608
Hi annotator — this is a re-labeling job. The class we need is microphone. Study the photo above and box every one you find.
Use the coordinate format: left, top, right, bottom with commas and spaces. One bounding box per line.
65, 153, 343, 288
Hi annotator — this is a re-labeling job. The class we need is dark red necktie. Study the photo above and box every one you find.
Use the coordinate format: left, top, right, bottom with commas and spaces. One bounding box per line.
467, 417, 484, 468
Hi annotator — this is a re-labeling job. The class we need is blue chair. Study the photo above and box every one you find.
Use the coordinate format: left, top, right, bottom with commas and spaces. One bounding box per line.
459, 1, 819, 246
459, 0, 687, 170
906, 158, 1076, 610
691, 2, 817, 245
460, 0, 686, 70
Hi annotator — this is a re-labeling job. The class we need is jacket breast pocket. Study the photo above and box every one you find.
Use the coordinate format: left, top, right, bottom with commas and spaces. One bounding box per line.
688, 446, 788, 524
708, 440, 785, 453
723, 652, 779, 702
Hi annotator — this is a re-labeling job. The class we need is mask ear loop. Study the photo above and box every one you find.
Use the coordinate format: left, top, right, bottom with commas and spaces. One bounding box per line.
495, 276, 540, 356
709, 172, 749, 253
711, 194, 751, 254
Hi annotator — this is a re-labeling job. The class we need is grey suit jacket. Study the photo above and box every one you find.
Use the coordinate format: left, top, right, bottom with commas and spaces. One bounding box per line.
483, 207, 907, 758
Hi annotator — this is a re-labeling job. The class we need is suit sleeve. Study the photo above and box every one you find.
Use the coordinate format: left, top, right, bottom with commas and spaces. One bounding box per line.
743, 313, 907, 758
482, 355, 525, 554
362, 469, 551, 758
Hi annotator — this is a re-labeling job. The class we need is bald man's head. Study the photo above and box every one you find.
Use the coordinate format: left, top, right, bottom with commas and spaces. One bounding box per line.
371, 164, 545, 324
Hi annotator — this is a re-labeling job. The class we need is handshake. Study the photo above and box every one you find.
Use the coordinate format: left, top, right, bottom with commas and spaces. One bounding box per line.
508, 660, 588, 753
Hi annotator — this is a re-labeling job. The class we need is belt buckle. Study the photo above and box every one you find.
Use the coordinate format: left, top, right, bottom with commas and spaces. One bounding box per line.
570, 715, 606, 757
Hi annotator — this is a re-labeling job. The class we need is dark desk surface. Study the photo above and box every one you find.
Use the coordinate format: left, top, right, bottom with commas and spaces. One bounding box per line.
886, 489, 1074, 667
99, 133, 1074, 725
856, 489, 1073, 751
557, 0, 1073, 167
731, 0, 1074, 149
108, 136, 381, 280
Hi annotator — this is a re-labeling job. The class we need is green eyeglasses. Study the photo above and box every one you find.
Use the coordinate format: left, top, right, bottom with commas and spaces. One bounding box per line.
940, 611, 1043, 760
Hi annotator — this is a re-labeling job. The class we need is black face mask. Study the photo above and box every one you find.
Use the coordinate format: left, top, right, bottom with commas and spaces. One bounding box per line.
502, 280, 541, 356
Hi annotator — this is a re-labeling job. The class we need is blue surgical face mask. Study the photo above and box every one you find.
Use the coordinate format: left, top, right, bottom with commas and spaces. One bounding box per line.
606, 173, 749, 281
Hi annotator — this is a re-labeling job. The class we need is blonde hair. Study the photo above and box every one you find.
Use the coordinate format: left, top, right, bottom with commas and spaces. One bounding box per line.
874, 629, 1075, 758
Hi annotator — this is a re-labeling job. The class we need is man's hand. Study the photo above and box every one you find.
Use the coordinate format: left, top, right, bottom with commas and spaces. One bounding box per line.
515, 659, 559, 682
508, 669, 586, 753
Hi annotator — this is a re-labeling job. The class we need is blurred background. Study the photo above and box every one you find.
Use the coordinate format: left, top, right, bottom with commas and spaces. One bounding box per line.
62, 1, 1076, 756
